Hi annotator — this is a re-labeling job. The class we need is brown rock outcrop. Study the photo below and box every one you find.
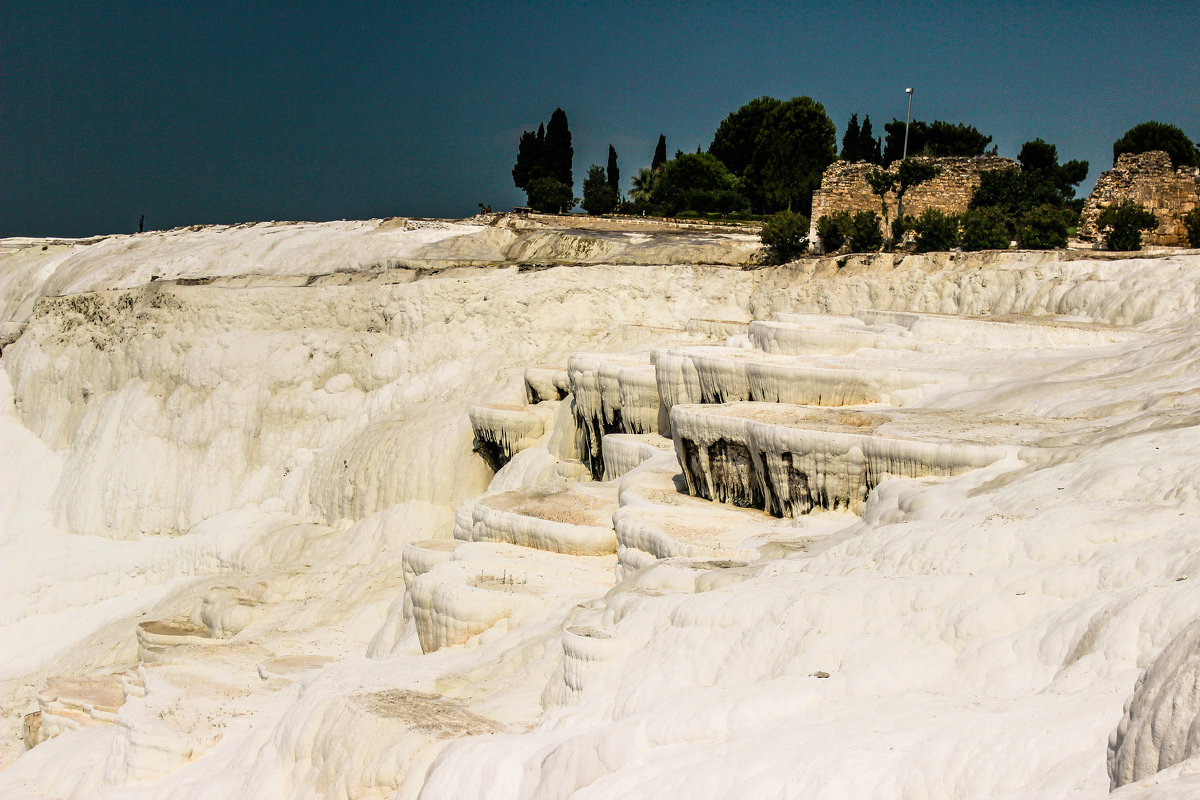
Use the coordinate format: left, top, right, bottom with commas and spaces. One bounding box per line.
809, 156, 1018, 246
1078, 151, 1200, 247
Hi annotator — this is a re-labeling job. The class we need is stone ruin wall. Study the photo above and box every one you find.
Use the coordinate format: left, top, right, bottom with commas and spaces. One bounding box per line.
1078, 151, 1200, 247
808, 156, 1019, 245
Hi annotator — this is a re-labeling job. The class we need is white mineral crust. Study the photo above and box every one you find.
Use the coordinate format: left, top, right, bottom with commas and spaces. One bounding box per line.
4, 220, 1200, 798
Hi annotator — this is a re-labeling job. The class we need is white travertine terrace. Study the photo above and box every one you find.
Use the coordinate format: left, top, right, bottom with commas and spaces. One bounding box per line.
748, 319, 916, 355
452, 483, 618, 555
8, 219, 1200, 798
34, 671, 136, 740
468, 402, 553, 470
855, 308, 1140, 348
523, 365, 570, 404
410, 541, 616, 653
614, 503, 780, 574
670, 402, 1035, 515
744, 359, 950, 406
600, 432, 675, 481
568, 352, 662, 476
614, 363, 663, 434
650, 349, 703, 433
135, 619, 226, 665
683, 318, 751, 339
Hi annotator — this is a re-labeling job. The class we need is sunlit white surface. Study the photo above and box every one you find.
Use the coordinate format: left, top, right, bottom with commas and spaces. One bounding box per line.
2, 220, 1200, 798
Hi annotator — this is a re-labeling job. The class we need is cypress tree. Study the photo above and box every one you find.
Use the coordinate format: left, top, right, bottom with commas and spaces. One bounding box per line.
652, 134, 667, 170
544, 108, 574, 188
841, 114, 861, 161
512, 127, 543, 190
860, 115, 882, 165
607, 145, 620, 195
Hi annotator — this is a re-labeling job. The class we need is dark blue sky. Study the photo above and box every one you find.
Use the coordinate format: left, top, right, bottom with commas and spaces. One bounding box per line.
3, 1, 1197, 238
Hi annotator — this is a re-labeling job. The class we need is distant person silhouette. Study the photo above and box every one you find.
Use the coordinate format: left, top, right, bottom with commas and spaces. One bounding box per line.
139, 215, 144, 233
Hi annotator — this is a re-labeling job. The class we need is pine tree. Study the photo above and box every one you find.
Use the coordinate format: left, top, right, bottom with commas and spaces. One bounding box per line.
652, 134, 667, 170
607, 145, 620, 195
841, 114, 861, 161
544, 108, 574, 188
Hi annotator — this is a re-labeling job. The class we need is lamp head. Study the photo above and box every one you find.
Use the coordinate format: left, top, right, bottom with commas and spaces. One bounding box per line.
905, 87, 913, 94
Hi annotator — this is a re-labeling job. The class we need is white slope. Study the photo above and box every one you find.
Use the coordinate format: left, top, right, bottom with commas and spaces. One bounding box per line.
1, 220, 1200, 798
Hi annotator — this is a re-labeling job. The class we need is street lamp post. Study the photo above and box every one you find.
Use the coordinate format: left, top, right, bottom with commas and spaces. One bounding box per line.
894, 87, 916, 243
902, 87, 914, 160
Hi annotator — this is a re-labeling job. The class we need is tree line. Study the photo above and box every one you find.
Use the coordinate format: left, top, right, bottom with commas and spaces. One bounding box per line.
764, 119, 1200, 261
510, 103, 1200, 253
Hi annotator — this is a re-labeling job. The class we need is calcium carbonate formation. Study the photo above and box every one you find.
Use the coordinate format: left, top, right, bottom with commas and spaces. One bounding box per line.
2, 218, 1200, 798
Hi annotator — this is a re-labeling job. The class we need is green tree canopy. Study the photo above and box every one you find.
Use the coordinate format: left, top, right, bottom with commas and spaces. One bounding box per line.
649, 152, 746, 216
970, 138, 1088, 240
1016, 204, 1070, 250
756, 96, 837, 214
882, 119, 993, 164
710, 96, 782, 178
1184, 209, 1200, 248
582, 164, 618, 215
629, 166, 658, 204
1112, 121, 1200, 168
960, 207, 1012, 251
893, 158, 941, 222
908, 209, 960, 253
1017, 139, 1088, 201
969, 170, 1059, 232
526, 176, 575, 214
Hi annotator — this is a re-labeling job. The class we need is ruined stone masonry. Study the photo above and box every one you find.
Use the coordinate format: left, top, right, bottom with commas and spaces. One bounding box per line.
1078, 151, 1200, 247
808, 156, 1018, 246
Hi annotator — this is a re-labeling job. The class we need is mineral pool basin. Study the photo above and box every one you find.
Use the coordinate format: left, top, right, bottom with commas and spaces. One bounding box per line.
477, 483, 618, 528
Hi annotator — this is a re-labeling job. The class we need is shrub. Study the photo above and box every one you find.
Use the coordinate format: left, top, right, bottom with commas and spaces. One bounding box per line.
909, 209, 960, 252
1182, 208, 1200, 248
1016, 204, 1069, 249
760, 210, 810, 263
847, 211, 883, 252
1096, 202, 1159, 251
892, 214, 915, 240
960, 207, 1011, 250
816, 211, 852, 253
